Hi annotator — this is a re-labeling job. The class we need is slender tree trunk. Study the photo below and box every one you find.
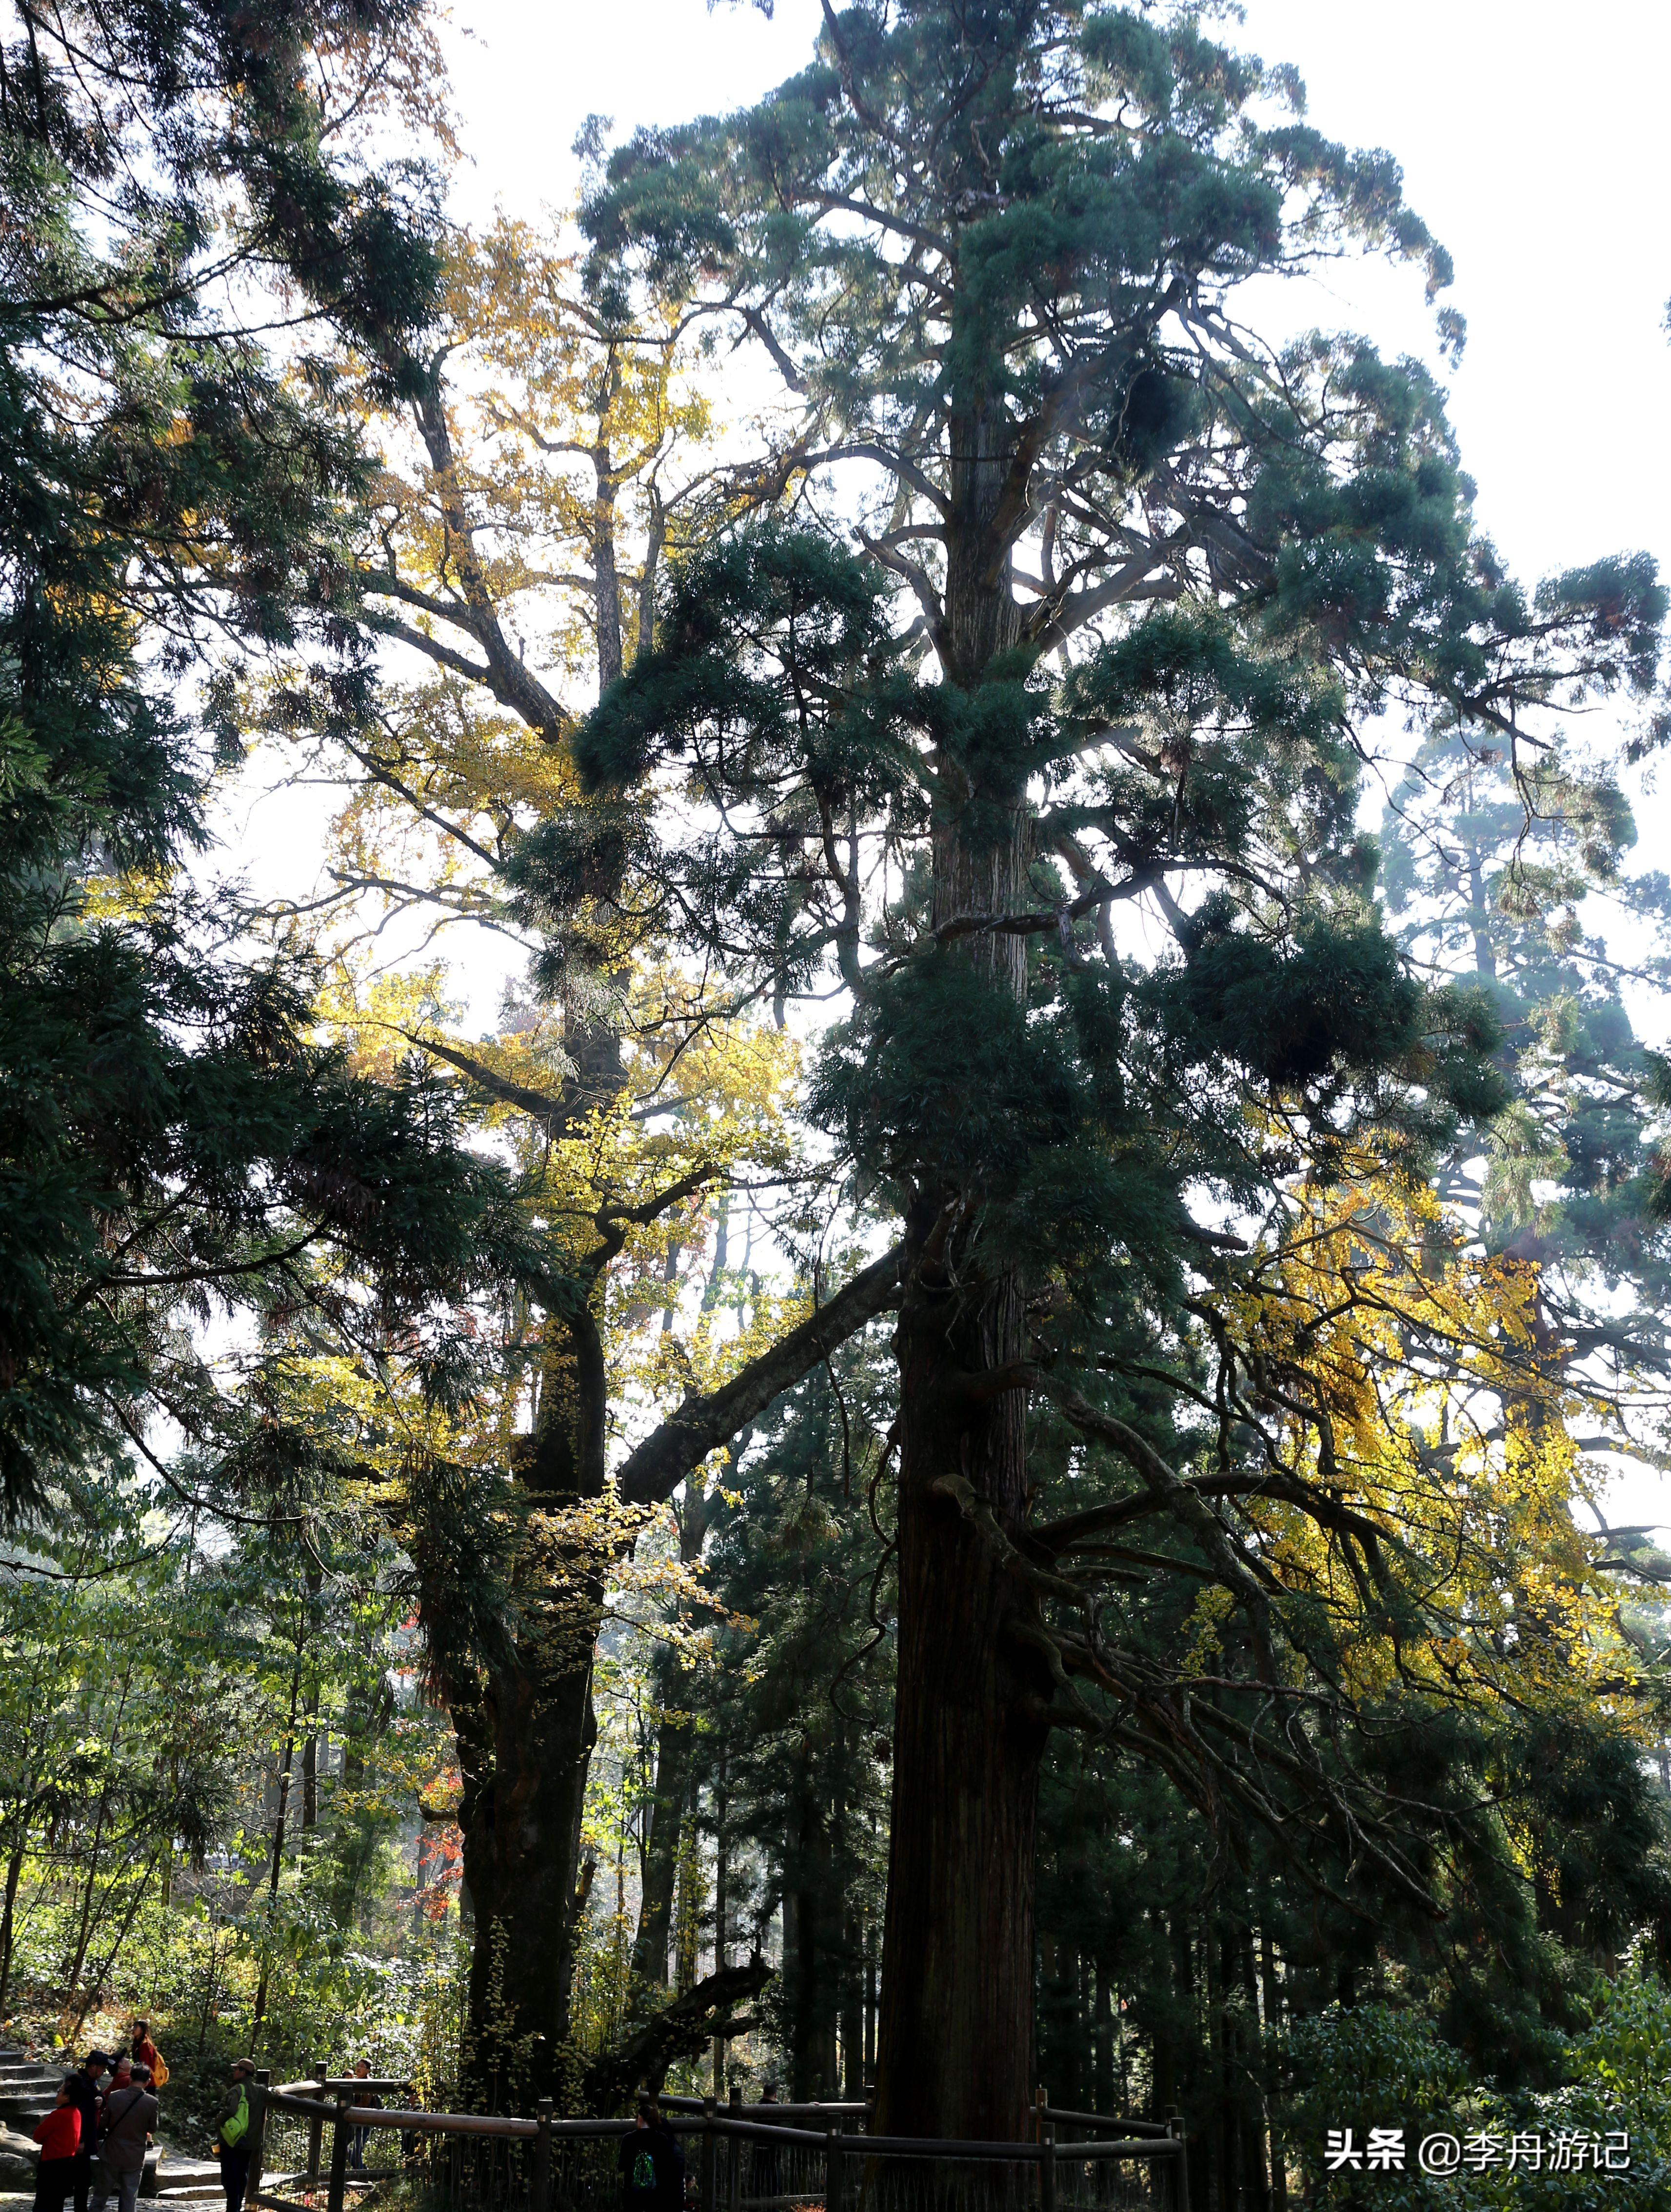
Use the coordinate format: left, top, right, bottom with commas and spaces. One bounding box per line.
863, 1911, 877, 2081
70, 1867, 152, 2042
1260, 1928, 1286, 2212
675, 1800, 701, 1995
301, 1557, 320, 1830
631, 1476, 714, 1991
1094, 1958, 1114, 2115
63, 1666, 134, 2003
632, 1708, 692, 1989
250, 1652, 302, 2047
789, 1872, 819, 2098
196, 1922, 223, 2054
0, 1809, 33, 2011
1238, 1926, 1271, 2212
714, 1755, 728, 1972
841, 1904, 864, 2100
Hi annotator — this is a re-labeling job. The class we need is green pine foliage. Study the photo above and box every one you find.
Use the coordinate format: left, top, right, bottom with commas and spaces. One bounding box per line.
5, 0, 1671, 2179
0, 1, 532, 1516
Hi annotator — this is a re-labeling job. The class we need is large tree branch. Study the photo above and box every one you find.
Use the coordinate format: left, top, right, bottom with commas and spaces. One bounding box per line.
408, 1032, 585, 1136
616, 1245, 904, 1505
582, 1959, 771, 2112
405, 385, 575, 744
360, 608, 496, 689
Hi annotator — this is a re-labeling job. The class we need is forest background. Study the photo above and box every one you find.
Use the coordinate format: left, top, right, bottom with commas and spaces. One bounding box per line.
7, 4, 1671, 2210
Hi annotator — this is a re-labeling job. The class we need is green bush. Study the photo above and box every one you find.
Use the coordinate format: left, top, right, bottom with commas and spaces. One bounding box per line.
1277, 1966, 1671, 2210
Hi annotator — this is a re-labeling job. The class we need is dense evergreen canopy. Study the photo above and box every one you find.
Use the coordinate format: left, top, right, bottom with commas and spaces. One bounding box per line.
0, 0, 528, 1514
542, 0, 1671, 2138
3, 6, 1671, 2200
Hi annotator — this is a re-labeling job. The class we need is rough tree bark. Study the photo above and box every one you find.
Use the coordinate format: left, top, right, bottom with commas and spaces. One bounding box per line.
452, 1294, 608, 2109
872, 389, 1053, 2141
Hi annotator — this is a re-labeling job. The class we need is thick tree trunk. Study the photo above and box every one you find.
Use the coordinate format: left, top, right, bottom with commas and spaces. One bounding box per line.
874, 1250, 1048, 2138
873, 394, 1050, 2141
457, 1642, 597, 2105
454, 1302, 608, 2110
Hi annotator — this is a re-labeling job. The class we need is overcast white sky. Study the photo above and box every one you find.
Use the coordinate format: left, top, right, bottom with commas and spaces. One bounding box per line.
439, 0, 1671, 592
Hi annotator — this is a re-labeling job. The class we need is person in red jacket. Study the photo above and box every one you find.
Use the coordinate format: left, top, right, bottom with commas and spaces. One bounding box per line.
33, 2078, 82, 2212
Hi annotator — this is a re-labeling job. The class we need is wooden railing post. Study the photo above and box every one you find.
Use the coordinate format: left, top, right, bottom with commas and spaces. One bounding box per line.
532, 2097, 554, 2212
243, 2071, 270, 2212
1038, 2124, 1056, 2212
824, 2128, 845, 2212
326, 2092, 351, 2212
726, 2088, 741, 2212
305, 2060, 325, 2195
699, 2098, 717, 2212
1167, 2115, 1189, 2212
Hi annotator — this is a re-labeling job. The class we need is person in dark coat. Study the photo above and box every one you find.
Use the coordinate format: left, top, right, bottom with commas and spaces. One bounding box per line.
347, 2058, 382, 2172
753, 2084, 782, 2206
617, 2099, 685, 2212
64, 2055, 106, 2212
90, 2064, 156, 2212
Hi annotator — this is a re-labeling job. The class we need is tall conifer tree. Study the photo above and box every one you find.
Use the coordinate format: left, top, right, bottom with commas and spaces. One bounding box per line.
556, 0, 1670, 2137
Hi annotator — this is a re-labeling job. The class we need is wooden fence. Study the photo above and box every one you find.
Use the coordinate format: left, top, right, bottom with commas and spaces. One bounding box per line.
238, 2071, 1188, 2212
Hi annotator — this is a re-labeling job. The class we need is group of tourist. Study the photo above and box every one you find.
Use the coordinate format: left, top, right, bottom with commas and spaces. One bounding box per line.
36, 2044, 776, 2212
33, 2040, 383, 2212
31, 2024, 165, 2212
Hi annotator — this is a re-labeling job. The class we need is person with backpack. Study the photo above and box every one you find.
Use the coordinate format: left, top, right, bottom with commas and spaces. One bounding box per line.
213, 2059, 256, 2212
89, 2064, 156, 2212
127, 2025, 165, 2092
32, 2077, 82, 2212
617, 2098, 685, 2212
752, 2084, 783, 2207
